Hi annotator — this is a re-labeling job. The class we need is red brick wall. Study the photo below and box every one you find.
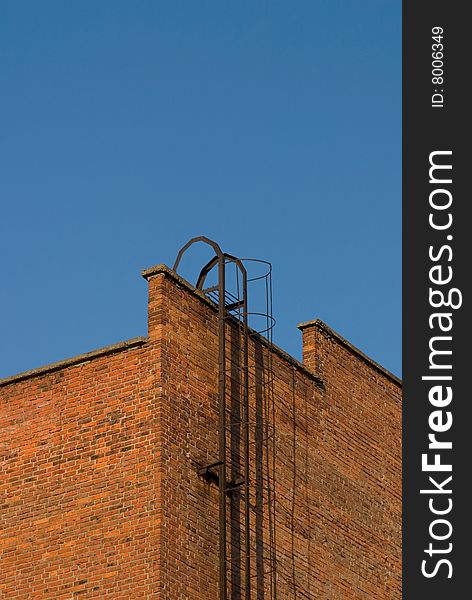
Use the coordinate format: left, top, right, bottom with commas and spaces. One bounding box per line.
0, 342, 162, 599
298, 321, 401, 597
0, 265, 401, 599
147, 268, 401, 599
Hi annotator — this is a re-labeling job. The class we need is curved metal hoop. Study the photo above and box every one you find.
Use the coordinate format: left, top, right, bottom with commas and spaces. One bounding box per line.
172, 235, 248, 290
173, 235, 225, 272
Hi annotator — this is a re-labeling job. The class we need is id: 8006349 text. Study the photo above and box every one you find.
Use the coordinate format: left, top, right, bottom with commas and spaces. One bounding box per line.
432, 26, 445, 108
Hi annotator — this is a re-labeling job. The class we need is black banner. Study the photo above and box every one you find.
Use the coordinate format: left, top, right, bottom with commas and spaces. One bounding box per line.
403, 3, 470, 597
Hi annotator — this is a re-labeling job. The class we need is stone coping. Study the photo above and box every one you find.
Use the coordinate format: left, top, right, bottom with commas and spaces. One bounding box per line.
143, 265, 400, 387
298, 319, 401, 386
143, 264, 319, 387
1, 264, 400, 389
0, 337, 147, 387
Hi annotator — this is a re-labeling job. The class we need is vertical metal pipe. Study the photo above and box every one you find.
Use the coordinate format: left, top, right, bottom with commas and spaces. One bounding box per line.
242, 271, 251, 599
218, 257, 227, 600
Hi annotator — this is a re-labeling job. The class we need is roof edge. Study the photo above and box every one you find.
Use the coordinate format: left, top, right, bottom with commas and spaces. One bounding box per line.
142, 264, 323, 386
298, 319, 401, 386
2, 267, 398, 389
0, 337, 147, 388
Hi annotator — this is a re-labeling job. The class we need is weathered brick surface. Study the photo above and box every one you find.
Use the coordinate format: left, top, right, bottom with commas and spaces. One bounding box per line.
0, 265, 401, 599
0, 340, 164, 599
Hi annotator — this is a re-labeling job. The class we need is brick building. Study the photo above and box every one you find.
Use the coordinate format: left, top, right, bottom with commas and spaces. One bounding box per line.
0, 241, 401, 599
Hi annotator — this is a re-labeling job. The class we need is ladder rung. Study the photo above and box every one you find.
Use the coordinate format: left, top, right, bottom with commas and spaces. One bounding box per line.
203, 285, 219, 294
225, 300, 244, 311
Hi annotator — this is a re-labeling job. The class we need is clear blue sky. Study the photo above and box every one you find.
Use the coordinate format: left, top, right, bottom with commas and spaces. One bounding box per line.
0, 1, 401, 378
